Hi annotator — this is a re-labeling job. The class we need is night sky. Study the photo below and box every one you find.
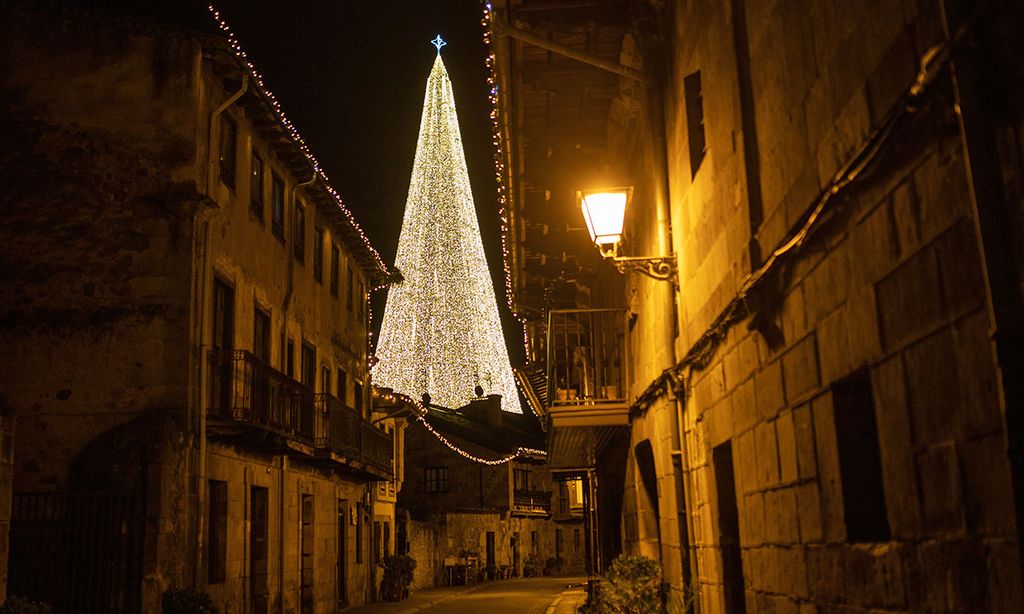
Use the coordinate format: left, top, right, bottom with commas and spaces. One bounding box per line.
213, 0, 498, 266
74, 0, 519, 356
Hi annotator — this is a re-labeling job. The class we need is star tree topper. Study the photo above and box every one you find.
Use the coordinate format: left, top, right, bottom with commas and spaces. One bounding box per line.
431, 35, 447, 53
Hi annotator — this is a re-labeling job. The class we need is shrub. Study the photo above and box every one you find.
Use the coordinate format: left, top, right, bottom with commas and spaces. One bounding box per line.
0, 597, 52, 614
581, 554, 662, 614
161, 589, 218, 614
380, 554, 417, 600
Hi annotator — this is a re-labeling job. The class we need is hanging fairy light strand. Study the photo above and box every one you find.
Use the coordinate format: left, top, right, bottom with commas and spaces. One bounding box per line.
206, 5, 389, 277
479, 2, 532, 359
417, 414, 546, 465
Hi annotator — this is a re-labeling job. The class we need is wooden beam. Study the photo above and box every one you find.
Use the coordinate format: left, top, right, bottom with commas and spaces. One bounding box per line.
492, 19, 650, 84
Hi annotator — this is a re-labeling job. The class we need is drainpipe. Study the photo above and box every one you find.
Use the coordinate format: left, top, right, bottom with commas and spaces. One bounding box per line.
196, 72, 248, 588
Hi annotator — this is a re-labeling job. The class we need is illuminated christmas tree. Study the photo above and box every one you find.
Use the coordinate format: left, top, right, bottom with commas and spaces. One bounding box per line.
374, 39, 521, 414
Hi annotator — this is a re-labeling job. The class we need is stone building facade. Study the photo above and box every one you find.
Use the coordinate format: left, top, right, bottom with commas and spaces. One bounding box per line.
0, 4, 400, 612
492, 0, 1024, 612
397, 396, 586, 589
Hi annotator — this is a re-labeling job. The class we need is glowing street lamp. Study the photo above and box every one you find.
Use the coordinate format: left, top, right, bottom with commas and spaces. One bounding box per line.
577, 187, 677, 283
580, 188, 630, 256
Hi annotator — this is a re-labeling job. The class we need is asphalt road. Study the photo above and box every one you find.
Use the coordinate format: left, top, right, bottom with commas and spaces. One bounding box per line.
346, 576, 588, 614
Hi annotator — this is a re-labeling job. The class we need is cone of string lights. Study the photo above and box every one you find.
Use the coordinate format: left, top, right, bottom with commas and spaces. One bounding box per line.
374, 38, 521, 414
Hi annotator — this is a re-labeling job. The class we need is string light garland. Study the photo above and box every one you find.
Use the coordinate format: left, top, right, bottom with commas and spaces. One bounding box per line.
480, 3, 532, 360
374, 51, 522, 414
373, 388, 430, 417
374, 385, 546, 465
417, 414, 545, 465
206, 5, 389, 277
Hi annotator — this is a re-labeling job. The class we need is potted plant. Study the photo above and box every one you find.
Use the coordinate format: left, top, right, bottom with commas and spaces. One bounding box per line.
379, 554, 417, 601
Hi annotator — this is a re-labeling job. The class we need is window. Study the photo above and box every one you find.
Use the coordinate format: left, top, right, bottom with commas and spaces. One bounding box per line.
346, 266, 354, 312
208, 479, 228, 583
212, 280, 234, 412
337, 368, 347, 404
684, 71, 706, 177
250, 151, 264, 220
271, 173, 285, 240
313, 227, 324, 283
300, 494, 314, 614
286, 338, 295, 378
212, 279, 234, 353
424, 467, 449, 493
321, 365, 331, 395
330, 244, 340, 297
301, 342, 316, 388
833, 369, 890, 542
558, 482, 569, 514
513, 468, 530, 491
530, 531, 538, 555
555, 529, 563, 561
219, 114, 237, 189
254, 305, 271, 363
294, 203, 306, 264
384, 521, 391, 558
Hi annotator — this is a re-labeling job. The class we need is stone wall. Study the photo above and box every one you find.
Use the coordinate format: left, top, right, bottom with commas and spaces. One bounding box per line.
0, 4, 385, 611
610, 0, 1024, 612
204, 446, 373, 613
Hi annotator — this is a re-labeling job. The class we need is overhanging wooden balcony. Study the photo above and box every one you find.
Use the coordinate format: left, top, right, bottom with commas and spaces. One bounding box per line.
546, 309, 630, 470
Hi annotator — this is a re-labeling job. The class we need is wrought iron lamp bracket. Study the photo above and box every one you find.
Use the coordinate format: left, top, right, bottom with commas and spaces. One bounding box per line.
611, 256, 678, 283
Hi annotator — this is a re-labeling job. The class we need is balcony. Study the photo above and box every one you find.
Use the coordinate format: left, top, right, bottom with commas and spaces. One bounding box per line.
546, 309, 631, 470
208, 350, 392, 479
208, 349, 315, 445
512, 489, 551, 516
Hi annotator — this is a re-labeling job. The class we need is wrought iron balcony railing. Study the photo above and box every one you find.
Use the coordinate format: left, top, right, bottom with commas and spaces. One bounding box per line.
315, 393, 361, 457
208, 349, 315, 443
208, 351, 393, 475
546, 309, 629, 407
513, 489, 552, 514
361, 421, 394, 473
315, 394, 394, 473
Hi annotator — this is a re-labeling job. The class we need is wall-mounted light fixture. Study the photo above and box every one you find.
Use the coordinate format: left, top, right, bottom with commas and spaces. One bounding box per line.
578, 187, 677, 283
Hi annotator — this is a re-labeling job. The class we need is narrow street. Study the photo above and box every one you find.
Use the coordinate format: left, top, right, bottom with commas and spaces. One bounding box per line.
345, 576, 588, 614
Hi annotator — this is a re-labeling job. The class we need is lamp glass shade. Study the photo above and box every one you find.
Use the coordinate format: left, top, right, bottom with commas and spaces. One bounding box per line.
581, 190, 627, 246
